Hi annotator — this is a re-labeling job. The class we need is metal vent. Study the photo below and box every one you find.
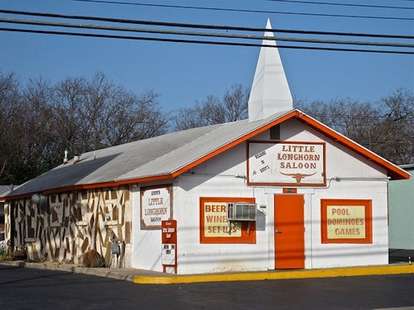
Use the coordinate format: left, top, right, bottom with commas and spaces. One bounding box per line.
228, 203, 256, 221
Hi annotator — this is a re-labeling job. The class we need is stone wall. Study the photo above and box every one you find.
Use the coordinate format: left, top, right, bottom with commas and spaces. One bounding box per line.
6, 187, 132, 267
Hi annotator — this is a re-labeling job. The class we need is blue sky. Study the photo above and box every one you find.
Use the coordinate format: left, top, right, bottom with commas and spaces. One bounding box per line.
0, 0, 413, 112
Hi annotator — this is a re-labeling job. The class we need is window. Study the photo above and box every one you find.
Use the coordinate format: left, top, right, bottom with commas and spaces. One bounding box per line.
321, 199, 372, 244
200, 197, 256, 244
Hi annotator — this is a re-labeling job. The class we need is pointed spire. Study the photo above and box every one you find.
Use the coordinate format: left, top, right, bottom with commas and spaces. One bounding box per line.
248, 18, 293, 121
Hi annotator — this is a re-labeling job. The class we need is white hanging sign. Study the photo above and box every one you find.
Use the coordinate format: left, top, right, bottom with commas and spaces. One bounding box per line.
248, 141, 326, 186
140, 186, 172, 229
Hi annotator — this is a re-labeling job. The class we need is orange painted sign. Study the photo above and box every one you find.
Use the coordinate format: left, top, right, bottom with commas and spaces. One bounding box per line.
161, 220, 177, 273
203, 202, 241, 238
161, 220, 177, 244
321, 199, 372, 244
326, 206, 366, 239
199, 197, 256, 244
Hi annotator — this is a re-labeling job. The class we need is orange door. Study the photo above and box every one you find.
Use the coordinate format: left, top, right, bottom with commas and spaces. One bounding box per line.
274, 194, 305, 269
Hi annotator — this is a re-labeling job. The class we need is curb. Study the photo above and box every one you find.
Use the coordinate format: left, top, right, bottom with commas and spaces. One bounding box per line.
0, 261, 134, 282
133, 264, 414, 285
4, 260, 413, 285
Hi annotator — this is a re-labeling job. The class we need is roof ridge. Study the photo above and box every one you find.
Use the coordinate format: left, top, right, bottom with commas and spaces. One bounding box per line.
81, 122, 226, 157
115, 112, 289, 181
115, 121, 234, 180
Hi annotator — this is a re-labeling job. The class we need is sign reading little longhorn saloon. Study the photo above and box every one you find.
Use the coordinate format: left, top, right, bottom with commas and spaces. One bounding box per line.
248, 141, 325, 185
141, 186, 172, 229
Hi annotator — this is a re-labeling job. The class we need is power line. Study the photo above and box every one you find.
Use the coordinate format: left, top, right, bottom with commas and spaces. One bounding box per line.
2, 17, 414, 49
70, 0, 414, 21
358, 0, 414, 2
265, 0, 414, 10
1, 9, 413, 39
1, 27, 413, 54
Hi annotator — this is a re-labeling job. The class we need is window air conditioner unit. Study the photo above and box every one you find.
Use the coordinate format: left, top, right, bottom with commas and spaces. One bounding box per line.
227, 203, 257, 221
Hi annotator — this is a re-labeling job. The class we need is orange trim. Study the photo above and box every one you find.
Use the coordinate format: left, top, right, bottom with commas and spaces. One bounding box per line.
4, 111, 297, 200
274, 194, 305, 269
321, 199, 373, 244
3, 174, 174, 200
295, 112, 410, 180
174, 110, 408, 181
199, 197, 256, 244
3, 109, 409, 200
172, 111, 298, 178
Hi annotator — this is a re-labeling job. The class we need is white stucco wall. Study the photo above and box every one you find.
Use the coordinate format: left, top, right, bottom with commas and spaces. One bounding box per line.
306, 181, 388, 269
131, 185, 163, 271
132, 119, 389, 274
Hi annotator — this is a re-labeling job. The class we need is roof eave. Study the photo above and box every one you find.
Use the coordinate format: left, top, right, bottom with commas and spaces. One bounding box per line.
2, 173, 174, 201
294, 110, 410, 181
4, 108, 409, 200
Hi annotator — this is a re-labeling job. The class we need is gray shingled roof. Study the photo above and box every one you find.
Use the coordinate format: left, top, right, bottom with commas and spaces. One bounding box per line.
7, 110, 292, 197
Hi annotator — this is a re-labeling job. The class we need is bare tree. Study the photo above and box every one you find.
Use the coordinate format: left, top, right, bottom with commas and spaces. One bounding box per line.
298, 90, 414, 164
1, 69, 412, 186
0, 72, 169, 185
0, 73, 25, 183
52, 73, 168, 152
174, 84, 249, 130
377, 89, 414, 164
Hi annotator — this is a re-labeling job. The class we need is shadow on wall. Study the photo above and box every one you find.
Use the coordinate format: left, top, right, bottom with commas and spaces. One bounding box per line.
178, 145, 248, 191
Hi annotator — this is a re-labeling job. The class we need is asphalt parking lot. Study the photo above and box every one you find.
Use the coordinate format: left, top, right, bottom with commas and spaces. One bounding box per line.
1, 264, 414, 310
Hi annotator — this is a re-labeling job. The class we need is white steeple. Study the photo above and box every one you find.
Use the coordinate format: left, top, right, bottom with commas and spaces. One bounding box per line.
248, 19, 293, 121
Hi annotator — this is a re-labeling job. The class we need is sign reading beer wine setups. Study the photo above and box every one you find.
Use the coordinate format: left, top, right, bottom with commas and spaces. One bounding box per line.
200, 197, 256, 244
321, 199, 372, 244
204, 202, 242, 237
248, 141, 325, 186
140, 185, 172, 229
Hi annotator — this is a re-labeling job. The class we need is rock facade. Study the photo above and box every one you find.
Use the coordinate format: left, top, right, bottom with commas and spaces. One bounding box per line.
5, 187, 132, 267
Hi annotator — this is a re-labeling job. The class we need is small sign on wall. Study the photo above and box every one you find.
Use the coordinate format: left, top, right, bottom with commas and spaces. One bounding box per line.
321, 199, 372, 244
140, 185, 172, 230
247, 141, 326, 186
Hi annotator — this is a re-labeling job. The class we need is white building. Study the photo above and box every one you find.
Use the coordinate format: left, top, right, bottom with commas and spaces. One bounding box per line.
2, 20, 409, 274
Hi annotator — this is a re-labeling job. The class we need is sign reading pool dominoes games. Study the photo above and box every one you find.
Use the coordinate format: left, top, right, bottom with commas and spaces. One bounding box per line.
248, 141, 325, 186
327, 205, 366, 239
321, 199, 372, 244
